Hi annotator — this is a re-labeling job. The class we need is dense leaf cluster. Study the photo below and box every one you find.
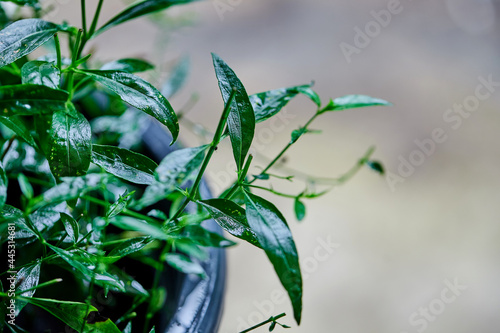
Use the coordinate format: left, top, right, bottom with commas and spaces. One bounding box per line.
0, 1, 390, 332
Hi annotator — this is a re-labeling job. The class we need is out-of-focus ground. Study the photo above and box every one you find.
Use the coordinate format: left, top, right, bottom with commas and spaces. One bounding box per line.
54, 0, 500, 332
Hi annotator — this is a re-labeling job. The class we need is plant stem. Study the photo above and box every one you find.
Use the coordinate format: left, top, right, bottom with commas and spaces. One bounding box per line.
80, 0, 87, 39
54, 33, 62, 72
239, 313, 287, 333
66, 29, 83, 99
15, 278, 62, 295
88, 0, 104, 38
171, 89, 237, 220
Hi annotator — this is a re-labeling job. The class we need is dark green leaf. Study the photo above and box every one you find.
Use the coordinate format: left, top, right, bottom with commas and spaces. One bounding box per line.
162, 56, 189, 98
0, 116, 36, 147
107, 237, 153, 262
212, 53, 255, 170
91, 144, 157, 185
365, 160, 385, 175
320, 95, 391, 113
109, 216, 169, 241
95, 0, 199, 36
250, 84, 313, 123
14, 261, 41, 315
100, 58, 154, 73
107, 191, 133, 219
181, 224, 236, 248
76, 70, 179, 142
31, 173, 109, 210
137, 145, 208, 208
199, 199, 261, 248
0, 84, 68, 116
19, 296, 121, 332
0, 162, 6, 211
244, 191, 302, 324
0, 19, 60, 68
60, 213, 79, 243
47, 244, 127, 292
294, 198, 305, 221
30, 202, 68, 235
21, 61, 60, 89
0, 205, 36, 244
38, 108, 91, 177
17, 173, 33, 199
269, 321, 276, 331
165, 253, 206, 278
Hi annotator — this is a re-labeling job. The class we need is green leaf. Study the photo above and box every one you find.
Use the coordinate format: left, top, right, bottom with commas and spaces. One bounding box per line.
0, 0, 40, 9
165, 253, 206, 278
91, 144, 157, 185
108, 216, 169, 241
14, 261, 41, 316
38, 108, 92, 177
0, 84, 68, 116
31, 173, 109, 210
0, 19, 60, 68
76, 70, 179, 142
296, 85, 321, 107
21, 61, 60, 89
250, 84, 313, 123
162, 56, 189, 98
47, 244, 127, 292
320, 95, 391, 113
0, 205, 36, 244
60, 212, 79, 243
107, 191, 133, 219
0, 116, 37, 147
244, 191, 302, 325
365, 160, 385, 175
0, 162, 6, 211
199, 199, 261, 248
180, 224, 236, 248
212, 53, 255, 170
100, 58, 154, 73
19, 296, 121, 333
17, 173, 33, 199
294, 198, 306, 221
95, 0, 199, 36
106, 237, 153, 262
137, 145, 208, 208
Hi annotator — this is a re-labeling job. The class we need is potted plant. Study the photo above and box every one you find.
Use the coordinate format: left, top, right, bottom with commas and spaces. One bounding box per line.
0, 1, 390, 332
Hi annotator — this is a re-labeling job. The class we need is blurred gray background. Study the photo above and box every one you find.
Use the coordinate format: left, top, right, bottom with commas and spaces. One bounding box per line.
51, 0, 500, 332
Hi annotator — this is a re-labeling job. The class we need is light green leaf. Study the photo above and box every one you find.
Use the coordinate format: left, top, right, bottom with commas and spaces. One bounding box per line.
244, 191, 302, 324
21, 61, 60, 89
212, 53, 255, 170
162, 56, 189, 98
320, 95, 391, 113
0, 0, 40, 9
109, 216, 169, 241
14, 261, 41, 316
180, 224, 236, 248
95, 0, 200, 36
92, 144, 157, 185
106, 237, 153, 263
294, 198, 305, 221
165, 253, 206, 278
76, 69, 179, 142
100, 58, 154, 73
60, 212, 79, 243
0, 19, 60, 68
17, 173, 33, 199
38, 108, 92, 178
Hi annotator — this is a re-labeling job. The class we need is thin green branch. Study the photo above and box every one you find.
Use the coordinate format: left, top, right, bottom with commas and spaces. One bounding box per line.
239, 313, 287, 333
88, 0, 104, 38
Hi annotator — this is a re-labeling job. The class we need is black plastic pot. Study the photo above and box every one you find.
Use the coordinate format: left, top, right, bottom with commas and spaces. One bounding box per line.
141, 120, 227, 333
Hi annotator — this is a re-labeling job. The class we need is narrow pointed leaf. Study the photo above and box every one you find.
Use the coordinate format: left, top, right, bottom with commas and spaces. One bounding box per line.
162, 56, 189, 98
181, 224, 236, 248
107, 237, 153, 262
14, 261, 41, 315
0, 116, 36, 147
100, 58, 154, 73
109, 216, 169, 241
244, 191, 302, 324
17, 173, 34, 199
165, 253, 206, 278
0, 19, 60, 68
38, 108, 91, 177
294, 198, 306, 221
76, 70, 179, 141
107, 191, 133, 219
320, 95, 391, 113
199, 199, 261, 248
212, 53, 255, 170
296, 85, 321, 107
21, 61, 60, 89
60, 213, 79, 243
91, 144, 157, 185
0, 84, 68, 115
95, 0, 199, 36
19, 297, 121, 333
